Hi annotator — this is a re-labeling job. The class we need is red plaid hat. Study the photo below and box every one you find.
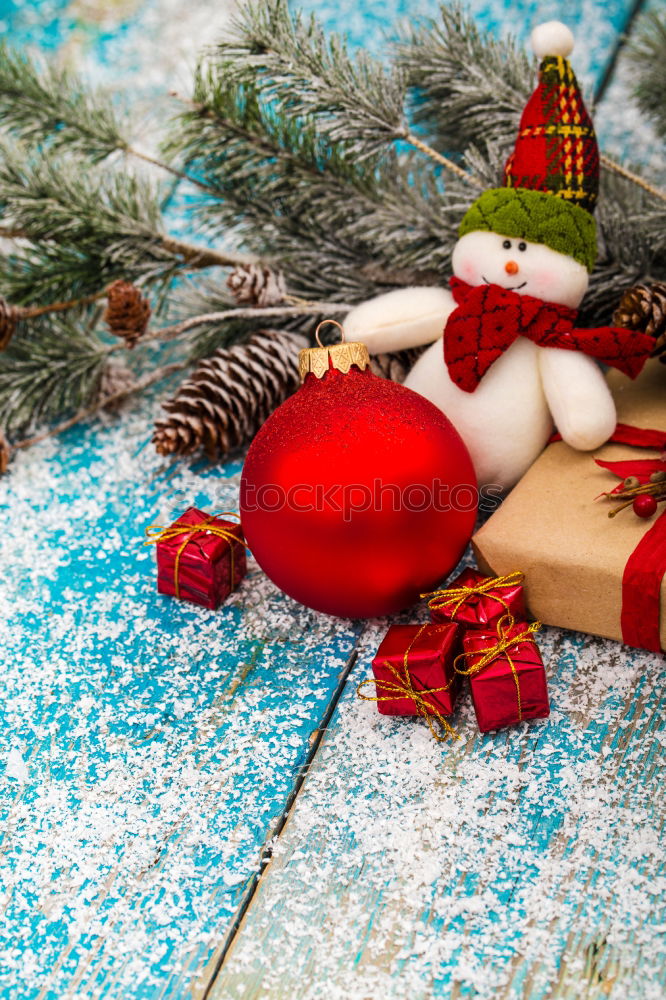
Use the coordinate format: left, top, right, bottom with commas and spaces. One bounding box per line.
504, 24, 599, 212
458, 23, 599, 272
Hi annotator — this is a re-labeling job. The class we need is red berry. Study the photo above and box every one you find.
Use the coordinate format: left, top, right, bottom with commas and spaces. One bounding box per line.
633, 495, 658, 518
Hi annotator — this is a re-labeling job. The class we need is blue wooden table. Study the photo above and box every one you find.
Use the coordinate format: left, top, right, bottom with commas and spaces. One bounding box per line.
0, 2, 664, 998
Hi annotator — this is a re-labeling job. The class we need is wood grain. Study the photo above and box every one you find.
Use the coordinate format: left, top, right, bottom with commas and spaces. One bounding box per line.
0, 411, 363, 1000
208, 628, 665, 1000
0, 0, 653, 998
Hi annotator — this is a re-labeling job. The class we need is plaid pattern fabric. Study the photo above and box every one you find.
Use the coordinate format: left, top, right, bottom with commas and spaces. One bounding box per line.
504, 56, 599, 213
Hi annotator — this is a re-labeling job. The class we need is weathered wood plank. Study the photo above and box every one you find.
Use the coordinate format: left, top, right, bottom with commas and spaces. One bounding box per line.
0, 0, 649, 998
206, 2, 661, 995
0, 408, 363, 1000
209, 626, 665, 1000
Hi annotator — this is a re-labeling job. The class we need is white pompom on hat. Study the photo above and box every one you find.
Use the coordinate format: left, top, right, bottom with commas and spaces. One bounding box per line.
530, 20, 575, 59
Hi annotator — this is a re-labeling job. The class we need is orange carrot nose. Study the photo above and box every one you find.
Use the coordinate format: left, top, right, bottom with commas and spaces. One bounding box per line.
505, 260, 519, 275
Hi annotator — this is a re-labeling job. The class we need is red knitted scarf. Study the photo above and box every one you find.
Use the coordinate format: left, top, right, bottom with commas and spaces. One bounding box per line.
444, 277, 653, 393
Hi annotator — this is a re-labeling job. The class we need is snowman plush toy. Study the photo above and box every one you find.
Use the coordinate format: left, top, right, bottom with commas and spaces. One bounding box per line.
344, 22, 653, 490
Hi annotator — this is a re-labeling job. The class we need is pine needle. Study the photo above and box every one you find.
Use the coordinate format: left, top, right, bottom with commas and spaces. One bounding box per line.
169, 73, 464, 300
216, 0, 408, 156
0, 137, 179, 303
0, 318, 107, 433
628, 11, 666, 140
0, 40, 130, 161
397, 1, 533, 153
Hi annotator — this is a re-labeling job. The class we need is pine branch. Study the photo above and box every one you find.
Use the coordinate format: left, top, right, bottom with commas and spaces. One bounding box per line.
0, 40, 129, 161
0, 137, 251, 306
13, 360, 189, 452
0, 318, 107, 434
169, 77, 465, 300
127, 301, 354, 349
397, 1, 533, 154
167, 0, 509, 308
0, 139, 166, 302
0, 40, 216, 194
216, 0, 407, 156
217, 0, 481, 189
628, 11, 666, 141
600, 154, 666, 205
581, 168, 666, 326
173, 277, 281, 360
0, 226, 29, 239
159, 235, 254, 269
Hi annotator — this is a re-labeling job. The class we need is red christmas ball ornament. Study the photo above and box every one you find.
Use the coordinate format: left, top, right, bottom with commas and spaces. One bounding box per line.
633, 494, 658, 519
240, 322, 478, 618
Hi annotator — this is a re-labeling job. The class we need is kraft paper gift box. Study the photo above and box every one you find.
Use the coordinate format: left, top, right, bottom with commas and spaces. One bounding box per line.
472, 361, 666, 652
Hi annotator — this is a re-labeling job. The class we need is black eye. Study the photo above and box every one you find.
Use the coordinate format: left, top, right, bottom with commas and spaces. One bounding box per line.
518, 241, 527, 252
502, 239, 511, 250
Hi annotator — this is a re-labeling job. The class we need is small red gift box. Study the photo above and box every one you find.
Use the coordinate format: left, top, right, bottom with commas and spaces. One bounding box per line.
368, 623, 462, 718
425, 568, 525, 629
152, 507, 246, 610
462, 621, 550, 732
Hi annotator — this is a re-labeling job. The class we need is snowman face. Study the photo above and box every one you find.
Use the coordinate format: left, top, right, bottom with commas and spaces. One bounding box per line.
451, 231, 589, 308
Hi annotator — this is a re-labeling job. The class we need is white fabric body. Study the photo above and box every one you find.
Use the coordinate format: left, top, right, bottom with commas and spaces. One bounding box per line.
343, 232, 617, 489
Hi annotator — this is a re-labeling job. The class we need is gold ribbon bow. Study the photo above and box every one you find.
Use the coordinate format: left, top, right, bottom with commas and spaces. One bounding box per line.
145, 511, 242, 598
357, 624, 459, 742
421, 570, 525, 621
453, 614, 541, 722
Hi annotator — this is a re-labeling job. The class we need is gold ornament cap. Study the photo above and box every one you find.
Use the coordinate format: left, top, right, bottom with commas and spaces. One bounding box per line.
299, 320, 370, 381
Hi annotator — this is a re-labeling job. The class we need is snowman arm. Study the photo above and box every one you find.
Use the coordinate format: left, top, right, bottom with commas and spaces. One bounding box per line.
537, 347, 617, 450
343, 286, 455, 355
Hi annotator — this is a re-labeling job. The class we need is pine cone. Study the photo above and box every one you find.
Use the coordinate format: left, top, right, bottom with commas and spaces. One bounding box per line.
153, 329, 306, 460
0, 296, 21, 350
369, 347, 426, 383
0, 428, 11, 474
226, 264, 287, 308
614, 281, 666, 362
98, 360, 137, 410
104, 280, 151, 348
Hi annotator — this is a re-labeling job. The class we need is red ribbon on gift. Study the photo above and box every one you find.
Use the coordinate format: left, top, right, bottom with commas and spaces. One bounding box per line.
596, 425, 666, 652
621, 511, 666, 652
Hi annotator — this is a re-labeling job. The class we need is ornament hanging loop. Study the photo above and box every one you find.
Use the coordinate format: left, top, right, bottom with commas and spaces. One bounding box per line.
299, 320, 369, 380
315, 319, 346, 348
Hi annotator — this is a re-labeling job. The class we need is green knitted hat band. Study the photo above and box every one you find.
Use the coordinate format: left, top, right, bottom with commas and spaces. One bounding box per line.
458, 187, 597, 273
